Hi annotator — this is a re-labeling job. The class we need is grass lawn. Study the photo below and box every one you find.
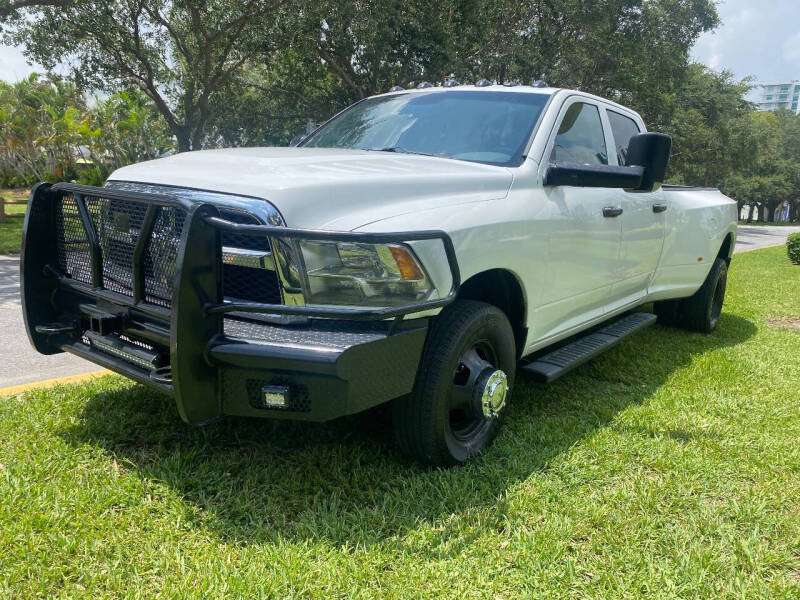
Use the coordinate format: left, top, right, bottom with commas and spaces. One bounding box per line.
0, 220, 23, 254
739, 221, 800, 227
0, 189, 28, 254
1, 246, 799, 598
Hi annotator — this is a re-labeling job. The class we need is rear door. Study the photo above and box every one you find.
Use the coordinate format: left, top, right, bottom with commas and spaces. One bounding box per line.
604, 107, 666, 311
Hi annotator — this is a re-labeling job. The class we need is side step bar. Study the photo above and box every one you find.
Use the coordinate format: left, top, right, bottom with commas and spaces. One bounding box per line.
522, 312, 657, 383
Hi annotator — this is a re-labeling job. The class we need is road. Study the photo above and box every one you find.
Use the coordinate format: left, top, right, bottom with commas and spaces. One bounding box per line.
734, 224, 800, 253
1, 224, 798, 389
0, 254, 100, 389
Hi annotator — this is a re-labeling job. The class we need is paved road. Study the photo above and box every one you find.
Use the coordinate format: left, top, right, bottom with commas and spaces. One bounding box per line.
0, 224, 798, 388
0, 254, 100, 389
734, 225, 800, 253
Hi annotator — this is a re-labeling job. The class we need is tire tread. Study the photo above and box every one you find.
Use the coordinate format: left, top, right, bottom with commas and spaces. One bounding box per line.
393, 300, 514, 465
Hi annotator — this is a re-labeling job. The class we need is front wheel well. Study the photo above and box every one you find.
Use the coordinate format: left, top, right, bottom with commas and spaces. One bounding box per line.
456, 269, 527, 357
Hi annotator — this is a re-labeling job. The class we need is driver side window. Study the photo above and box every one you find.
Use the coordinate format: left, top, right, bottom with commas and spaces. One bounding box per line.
549, 102, 608, 165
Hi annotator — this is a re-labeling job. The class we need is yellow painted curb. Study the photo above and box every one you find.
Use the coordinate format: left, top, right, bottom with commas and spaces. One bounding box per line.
0, 370, 112, 396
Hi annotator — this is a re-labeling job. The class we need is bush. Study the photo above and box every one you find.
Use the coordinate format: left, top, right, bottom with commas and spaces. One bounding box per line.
788, 233, 800, 265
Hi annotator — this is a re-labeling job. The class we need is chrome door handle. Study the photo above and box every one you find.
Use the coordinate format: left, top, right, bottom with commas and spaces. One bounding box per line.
603, 206, 623, 218
652, 203, 668, 213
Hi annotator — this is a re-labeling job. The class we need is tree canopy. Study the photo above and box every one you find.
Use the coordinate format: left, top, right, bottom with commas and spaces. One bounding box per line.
1, 0, 798, 221
0, 73, 171, 186
3, 0, 287, 151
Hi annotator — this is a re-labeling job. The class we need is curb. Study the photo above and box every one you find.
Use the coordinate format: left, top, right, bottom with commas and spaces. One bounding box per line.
0, 370, 111, 396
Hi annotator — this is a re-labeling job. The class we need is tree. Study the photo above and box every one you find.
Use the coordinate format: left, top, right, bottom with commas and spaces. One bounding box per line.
719, 110, 800, 223
3, 0, 289, 151
0, 0, 67, 18
265, 0, 506, 106
0, 73, 172, 186
0, 73, 87, 184
662, 64, 753, 187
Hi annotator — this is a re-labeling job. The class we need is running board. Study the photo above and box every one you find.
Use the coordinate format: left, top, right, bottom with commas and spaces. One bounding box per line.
522, 312, 657, 383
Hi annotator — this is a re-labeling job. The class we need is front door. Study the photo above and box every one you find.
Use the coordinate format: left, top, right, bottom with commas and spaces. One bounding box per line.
534, 98, 623, 341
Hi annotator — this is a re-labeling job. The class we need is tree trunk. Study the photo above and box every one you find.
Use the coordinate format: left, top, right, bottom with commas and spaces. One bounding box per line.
747, 204, 755, 223
190, 118, 206, 152
173, 125, 191, 153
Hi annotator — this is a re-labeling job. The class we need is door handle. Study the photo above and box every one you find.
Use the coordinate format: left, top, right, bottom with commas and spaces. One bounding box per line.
652, 203, 668, 213
603, 206, 623, 218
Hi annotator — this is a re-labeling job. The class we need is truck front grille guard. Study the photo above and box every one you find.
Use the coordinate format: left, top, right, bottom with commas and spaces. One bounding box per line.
21, 182, 461, 425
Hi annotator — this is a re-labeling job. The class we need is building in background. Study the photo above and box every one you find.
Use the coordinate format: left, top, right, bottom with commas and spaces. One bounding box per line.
755, 82, 800, 114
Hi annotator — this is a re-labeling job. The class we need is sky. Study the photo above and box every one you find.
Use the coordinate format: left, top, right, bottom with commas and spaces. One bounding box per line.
691, 0, 800, 85
0, 44, 40, 81
1, 1, 799, 86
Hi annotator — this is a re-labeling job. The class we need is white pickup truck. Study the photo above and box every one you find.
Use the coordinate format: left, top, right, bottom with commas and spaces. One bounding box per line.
21, 83, 737, 466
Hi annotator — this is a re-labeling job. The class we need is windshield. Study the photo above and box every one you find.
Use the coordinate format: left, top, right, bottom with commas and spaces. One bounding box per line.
302, 91, 551, 166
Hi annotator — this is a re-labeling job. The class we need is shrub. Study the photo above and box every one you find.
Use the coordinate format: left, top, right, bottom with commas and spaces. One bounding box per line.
788, 233, 800, 265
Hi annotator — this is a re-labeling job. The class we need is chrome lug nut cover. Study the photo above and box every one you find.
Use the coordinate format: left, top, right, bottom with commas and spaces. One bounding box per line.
479, 369, 508, 420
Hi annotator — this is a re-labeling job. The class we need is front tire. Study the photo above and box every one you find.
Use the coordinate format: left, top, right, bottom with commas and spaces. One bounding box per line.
393, 300, 516, 467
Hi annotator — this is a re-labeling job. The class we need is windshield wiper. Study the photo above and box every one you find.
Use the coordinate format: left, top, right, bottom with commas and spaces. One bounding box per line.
368, 146, 450, 159
375, 146, 413, 154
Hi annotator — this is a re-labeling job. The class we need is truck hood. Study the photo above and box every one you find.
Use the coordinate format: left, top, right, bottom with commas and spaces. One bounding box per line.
108, 147, 513, 230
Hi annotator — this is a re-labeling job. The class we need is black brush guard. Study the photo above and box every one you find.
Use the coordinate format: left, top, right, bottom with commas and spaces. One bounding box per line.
21, 182, 460, 424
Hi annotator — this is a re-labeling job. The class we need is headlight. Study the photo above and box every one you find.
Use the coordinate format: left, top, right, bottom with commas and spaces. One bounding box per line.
296, 240, 434, 306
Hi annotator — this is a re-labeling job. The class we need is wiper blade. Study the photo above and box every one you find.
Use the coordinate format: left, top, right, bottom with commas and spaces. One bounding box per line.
369, 146, 448, 159
374, 146, 413, 154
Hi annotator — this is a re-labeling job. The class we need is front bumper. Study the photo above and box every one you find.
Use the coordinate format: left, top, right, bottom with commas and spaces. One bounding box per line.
21, 183, 460, 424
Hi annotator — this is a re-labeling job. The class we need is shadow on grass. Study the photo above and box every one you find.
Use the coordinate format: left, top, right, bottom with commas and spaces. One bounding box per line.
58, 313, 756, 548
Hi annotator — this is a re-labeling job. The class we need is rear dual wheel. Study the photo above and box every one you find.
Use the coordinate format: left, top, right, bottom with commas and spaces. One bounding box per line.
393, 300, 516, 467
654, 257, 728, 333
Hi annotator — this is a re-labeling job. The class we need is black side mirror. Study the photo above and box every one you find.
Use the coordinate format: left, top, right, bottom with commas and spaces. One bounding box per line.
543, 131, 672, 190
543, 163, 644, 188
625, 132, 671, 191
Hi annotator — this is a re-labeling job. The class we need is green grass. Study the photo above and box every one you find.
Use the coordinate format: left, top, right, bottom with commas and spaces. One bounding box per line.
2, 246, 799, 598
0, 220, 23, 254
739, 221, 800, 227
0, 189, 27, 254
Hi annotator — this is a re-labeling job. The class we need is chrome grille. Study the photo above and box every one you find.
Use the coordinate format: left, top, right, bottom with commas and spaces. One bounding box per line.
218, 210, 281, 304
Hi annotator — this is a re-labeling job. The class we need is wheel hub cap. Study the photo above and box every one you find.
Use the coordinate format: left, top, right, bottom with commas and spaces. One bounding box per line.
476, 369, 508, 420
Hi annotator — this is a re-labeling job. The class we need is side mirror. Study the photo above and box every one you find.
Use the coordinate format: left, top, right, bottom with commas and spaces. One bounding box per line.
543, 131, 672, 191
625, 132, 671, 191
289, 134, 307, 147
544, 163, 644, 188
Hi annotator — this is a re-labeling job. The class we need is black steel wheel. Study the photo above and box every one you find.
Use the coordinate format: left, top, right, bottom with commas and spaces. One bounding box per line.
393, 300, 516, 466
678, 257, 728, 333
656, 257, 728, 334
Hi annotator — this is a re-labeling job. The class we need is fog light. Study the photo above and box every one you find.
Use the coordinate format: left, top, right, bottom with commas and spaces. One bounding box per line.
261, 385, 290, 408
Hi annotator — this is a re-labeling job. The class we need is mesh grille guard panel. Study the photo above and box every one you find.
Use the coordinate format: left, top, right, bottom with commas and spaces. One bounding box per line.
53, 189, 280, 308
55, 192, 187, 307
143, 207, 186, 306
55, 195, 93, 286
